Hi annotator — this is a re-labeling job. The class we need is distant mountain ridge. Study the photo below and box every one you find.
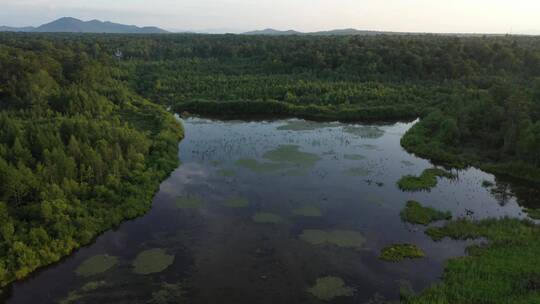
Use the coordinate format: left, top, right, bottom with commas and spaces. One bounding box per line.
0, 17, 168, 34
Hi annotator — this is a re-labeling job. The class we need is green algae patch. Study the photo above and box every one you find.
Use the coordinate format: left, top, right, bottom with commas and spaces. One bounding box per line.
176, 195, 203, 209
300, 229, 366, 249
59, 281, 107, 304
400, 200, 452, 225
217, 169, 236, 177
263, 145, 321, 168
343, 125, 384, 139
307, 276, 354, 301
344, 167, 371, 177
344, 154, 366, 161
379, 244, 425, 262
223, 197, 249, 208
252, 212, 283, 224
75, 255, 118, 277
133, 248, 175, 275
397, 168, 456, 191
235, 158, 289, 173
292, 206, 323, 217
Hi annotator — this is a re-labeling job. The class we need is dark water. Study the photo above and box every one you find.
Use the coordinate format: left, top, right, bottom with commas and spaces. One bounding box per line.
3, 118, 532, 304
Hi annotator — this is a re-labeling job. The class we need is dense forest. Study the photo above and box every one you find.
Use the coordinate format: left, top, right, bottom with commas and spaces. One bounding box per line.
1, 32, 540, 302
0, 35, 182, 288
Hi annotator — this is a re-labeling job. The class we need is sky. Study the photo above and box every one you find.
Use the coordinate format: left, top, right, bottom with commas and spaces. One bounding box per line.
1, 0, 539, 34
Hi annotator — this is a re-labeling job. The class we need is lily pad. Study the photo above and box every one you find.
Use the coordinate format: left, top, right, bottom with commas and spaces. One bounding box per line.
235, 158, 289, 173
292, 206, 322, 217
344, 167, 371, 177
76, 255, 118, 277
379, 244, 425, 262
263, 145, 321, 168
307, 276, 354, 301
133, 248, 175, 275
223, 197, 249, 208
300, 229, 366, 249
176, 195, 203, 209
252, 212, 283, 224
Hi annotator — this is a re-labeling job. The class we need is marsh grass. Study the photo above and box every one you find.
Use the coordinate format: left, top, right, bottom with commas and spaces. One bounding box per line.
252, 212, 283, 224
524, 208, 540, 220
292, 206, 323, 217
344, 154, 366, 161
400, 200, 452, 225
133, 249, 175, 275
307, 276, 354, 300
409, 218, 540, 303
343, 126, 384, 139
148, 283, 185, 304
398, 168, 456, 191
217, 169, 236, 177
175, 195, 203, 209
379, 244, 425, 262
235, 158, 289, 173
263, 145, 321, 168
75, 255, 118, 277
300, 229, 366, 249
59, 281, 107, 304
277, 120, 335, 131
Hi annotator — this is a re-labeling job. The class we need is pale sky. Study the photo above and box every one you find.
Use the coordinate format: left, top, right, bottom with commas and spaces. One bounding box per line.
1, 0, 539, 34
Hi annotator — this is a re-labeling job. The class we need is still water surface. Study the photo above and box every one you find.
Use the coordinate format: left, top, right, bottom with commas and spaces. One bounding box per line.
5, 118, 529, 303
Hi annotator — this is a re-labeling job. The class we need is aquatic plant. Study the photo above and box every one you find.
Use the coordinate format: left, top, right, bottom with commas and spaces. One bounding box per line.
148, 283, 186, 304
75, 255, 118, 277
217, 169, 236, 177
397, 168, 456, 191
344, 167, 372, 177
343, 125, 384, 139
410, 218, 540, 303
175, 195, 203, 209
223, 197, 249, 208
379, 244, 425, 262
252, 212, 283, 224
284, 168, 309, 177
300, 229, 366, 249
524, 208, 540, 220
307, 276, 354, 300
344, 154, 366, 160
133, 248, 175, 275
59, 281, 107, 304
263, 145, 321, 168
292, 206, 323, 217
235, 158, 289, 173
401, 160, 415, 167
277, 120, 335, 131
400, 200, 452, 225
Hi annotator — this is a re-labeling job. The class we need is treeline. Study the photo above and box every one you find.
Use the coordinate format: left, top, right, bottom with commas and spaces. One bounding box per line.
0, 35, 183, 287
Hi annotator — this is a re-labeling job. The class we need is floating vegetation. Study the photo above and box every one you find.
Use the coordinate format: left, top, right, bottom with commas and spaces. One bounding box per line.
300, 229, 366, 249
360, 144, 380, 150
175, 195, 203, 209
75, 255, 118, 277
343, 126, 384, 139
401, 160, 415, 167
344, 154, 366, 161
397, 168, 456, 191
223, 197, 249, 208
307, 276, 354, 301
524, 208, 540, 220
235, 158, 289, 173
148, 283, 186, 304
277, 120, 335, 131
211, 160, 223, 167
292, 206, 323, 217
263, 145, 321, 168
344, 167, 372, 177
400, 200, 452, 225
217, 168, 236, 177
252, 212, 283, 224
59, 281, 107, 304
379, 244, 425, 262
133, 248, 175, 275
